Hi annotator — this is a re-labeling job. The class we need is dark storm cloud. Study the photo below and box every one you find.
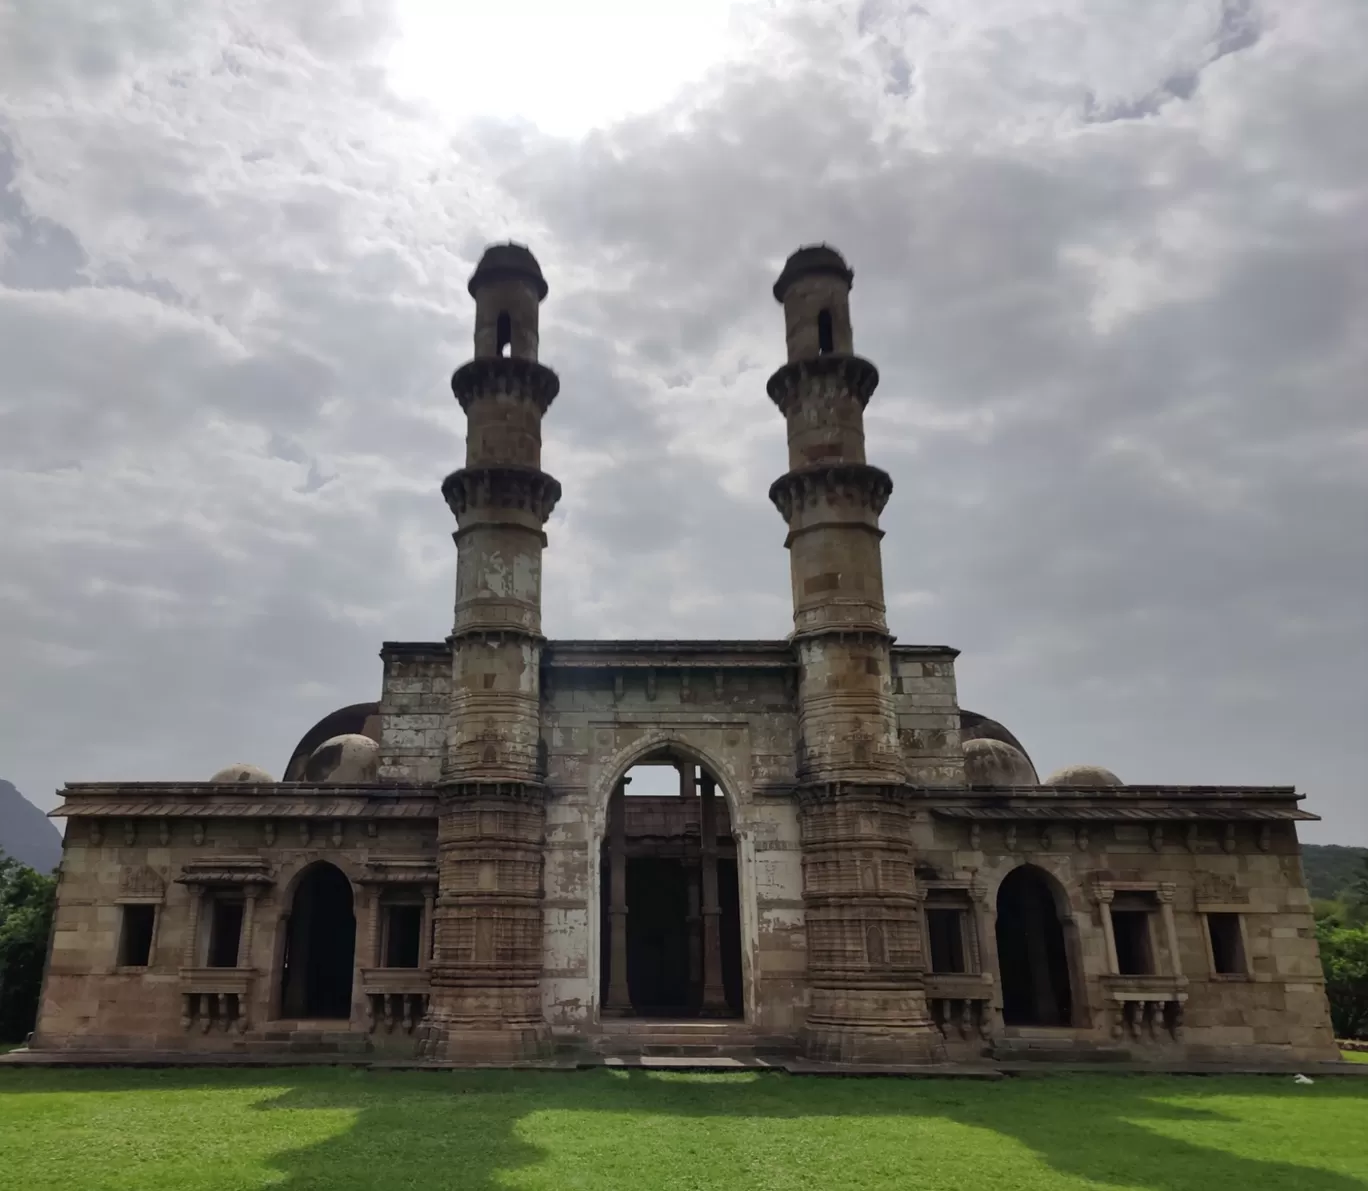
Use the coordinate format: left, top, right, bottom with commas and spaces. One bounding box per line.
0, 0, 1364, 848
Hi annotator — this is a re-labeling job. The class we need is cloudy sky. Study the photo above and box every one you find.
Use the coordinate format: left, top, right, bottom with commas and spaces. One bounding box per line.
0, 0, 1364, 841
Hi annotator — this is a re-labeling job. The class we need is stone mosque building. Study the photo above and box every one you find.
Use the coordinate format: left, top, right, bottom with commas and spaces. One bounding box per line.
32, 244, 1337, 1066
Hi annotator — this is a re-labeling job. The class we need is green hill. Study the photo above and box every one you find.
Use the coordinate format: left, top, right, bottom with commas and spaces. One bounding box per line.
1301, 843, 1368, 901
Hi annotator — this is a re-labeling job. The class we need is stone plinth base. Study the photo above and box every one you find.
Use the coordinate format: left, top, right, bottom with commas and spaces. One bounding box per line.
801, 1023, 946, 1065
417, 1022, 552, 1064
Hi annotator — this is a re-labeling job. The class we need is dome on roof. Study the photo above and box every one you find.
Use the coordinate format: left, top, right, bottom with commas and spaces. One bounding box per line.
208, 763, 275, 784
773, 244, 854, 301
467, 242, 548, 300
964, 738, 1037, 788
1043, 763, 1123, 789
959, 710, 1035, 772
284, 702, 381, 781
305, 734, 380, 784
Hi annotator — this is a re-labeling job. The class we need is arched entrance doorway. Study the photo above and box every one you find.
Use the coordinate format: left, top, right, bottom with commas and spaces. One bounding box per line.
995, 865, 1074, 1027
279, 862, 356, 1019
599, 753, 743, 1018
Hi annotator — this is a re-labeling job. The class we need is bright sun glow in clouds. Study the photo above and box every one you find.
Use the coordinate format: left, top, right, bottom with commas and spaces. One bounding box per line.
386, 0, 752, 138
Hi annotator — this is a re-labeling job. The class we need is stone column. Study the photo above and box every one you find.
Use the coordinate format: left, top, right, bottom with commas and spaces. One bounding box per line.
421, 888, 436, 969
686, 858, 703, 1005
699, 773, 728, 1015
1158, 884, 1182, 977
365, 888, 382, 968
678, 762, 696, 798
1096, 888, 1120, 974
769, 245, 941, 1064
238, 890, 257, 969
424, 244, 561, 1064
604, 778, 632, 1015
182, 888, 202, 968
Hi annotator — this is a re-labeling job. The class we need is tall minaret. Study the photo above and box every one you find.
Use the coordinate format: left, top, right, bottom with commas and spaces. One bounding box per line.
768, 245, 942, 1063
423, 244, 560, 1062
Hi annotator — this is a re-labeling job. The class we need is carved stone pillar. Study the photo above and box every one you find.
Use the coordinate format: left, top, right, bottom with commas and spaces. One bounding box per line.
699, 774, 728, 1015
1095, 887, 1119, 974
421, 888, 436, 969
1157, 883, 1182, 977
604, 778, 632, 1015
182, 888, 203, 968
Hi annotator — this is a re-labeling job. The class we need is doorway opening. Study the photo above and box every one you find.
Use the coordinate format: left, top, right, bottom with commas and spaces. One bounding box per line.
279, 862, 356, 1020
599, 753, 743, 1018
995, 864, 1074, 1027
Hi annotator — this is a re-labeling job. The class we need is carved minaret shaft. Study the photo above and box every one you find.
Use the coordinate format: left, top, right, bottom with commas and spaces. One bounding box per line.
768, 245, 942, 1064
424, 244, 559, 1062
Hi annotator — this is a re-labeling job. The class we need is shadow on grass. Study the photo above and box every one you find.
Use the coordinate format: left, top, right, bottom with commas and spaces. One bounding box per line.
5, 1067, 1366, 1190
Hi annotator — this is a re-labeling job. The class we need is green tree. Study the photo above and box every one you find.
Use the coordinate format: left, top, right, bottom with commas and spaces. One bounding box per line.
1316, 919, 1368, 1040
0, 850, 57, 1042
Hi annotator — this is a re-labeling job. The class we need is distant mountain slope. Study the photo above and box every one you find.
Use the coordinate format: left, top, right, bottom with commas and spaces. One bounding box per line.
0, 780, 62, 873
1301, 843, 1368, 902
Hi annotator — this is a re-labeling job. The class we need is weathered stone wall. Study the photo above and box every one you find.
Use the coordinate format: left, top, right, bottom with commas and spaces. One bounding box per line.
378, 646, 449, 782
35, 808, 436, 1053
907, 815, 1337, 1062
538, 661, 807, 1036
889, 647, 965, 787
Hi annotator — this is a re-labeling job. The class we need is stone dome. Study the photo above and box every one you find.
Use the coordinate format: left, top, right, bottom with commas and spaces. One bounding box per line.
467, 242, 548, 300
773, 244, 854, 301
208, 763, 275, 784
304, 734, 380, 784
283, 702, 381, 781
963, 738, 1038, 788
1043, 763, 1123, 788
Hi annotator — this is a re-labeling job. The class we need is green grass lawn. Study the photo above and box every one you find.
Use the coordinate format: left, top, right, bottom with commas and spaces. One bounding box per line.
1342, 1050, 1368, 1064
1, 1069, 1366, 1191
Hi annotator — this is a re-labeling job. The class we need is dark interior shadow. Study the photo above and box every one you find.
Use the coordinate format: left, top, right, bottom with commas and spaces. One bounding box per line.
2, 1068, 1365, 1191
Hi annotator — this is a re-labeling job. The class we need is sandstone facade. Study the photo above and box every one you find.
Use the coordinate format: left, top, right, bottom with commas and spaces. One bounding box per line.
33, 244, 1337, 1066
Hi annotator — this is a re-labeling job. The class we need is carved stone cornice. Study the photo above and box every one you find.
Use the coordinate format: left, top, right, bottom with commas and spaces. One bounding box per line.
451, 357, 560, 413
435, 779, 548, 807
766, 354, 880, 417
769, 463, 893, 523
442, 466, 561, 525
794, 780, 913, 808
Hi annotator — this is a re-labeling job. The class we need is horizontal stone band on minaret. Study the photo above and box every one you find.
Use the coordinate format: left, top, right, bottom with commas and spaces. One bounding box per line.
766, 355, 880, 417
768, 462, 893, 524
451, 357, 560, 414
441, 465, 562, 524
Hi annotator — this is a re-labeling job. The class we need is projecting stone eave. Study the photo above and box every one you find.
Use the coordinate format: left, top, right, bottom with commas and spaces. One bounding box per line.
925, 784, 1316, 823
380, 639, 960, 662
50, 782, 439, 820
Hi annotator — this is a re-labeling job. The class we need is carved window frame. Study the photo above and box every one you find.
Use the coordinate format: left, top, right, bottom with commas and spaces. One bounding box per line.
921, 879, 983, 976
1090, 879, 1180, 978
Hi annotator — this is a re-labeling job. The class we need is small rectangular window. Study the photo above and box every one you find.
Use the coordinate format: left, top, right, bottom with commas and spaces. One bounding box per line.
926, 907, 967, 974
207, 899, 245, 968
1207, 913, 1247, 975
118, 904, 156, 967
383, 905, 423, 969
1111, 908, 1154, 975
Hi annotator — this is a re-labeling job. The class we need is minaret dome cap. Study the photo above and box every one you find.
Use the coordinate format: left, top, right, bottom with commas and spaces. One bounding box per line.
772, 243, 854, 302
467, 242, 549, 301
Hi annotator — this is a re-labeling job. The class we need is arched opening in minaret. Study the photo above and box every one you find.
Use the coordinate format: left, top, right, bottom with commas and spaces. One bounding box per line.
278, 862, 356, 1020
496, 310, 512, 357
817, 308, 834, 354
995, 865, 1075, 1027
599, 753, 743, 1019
